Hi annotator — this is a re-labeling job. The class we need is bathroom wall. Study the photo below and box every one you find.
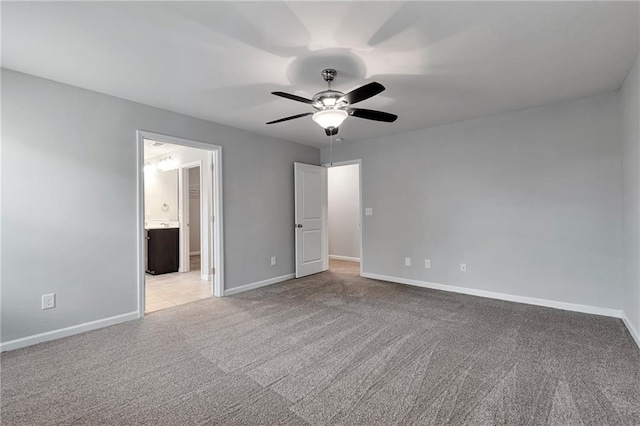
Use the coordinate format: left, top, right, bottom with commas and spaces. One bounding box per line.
144, 168, 178, 222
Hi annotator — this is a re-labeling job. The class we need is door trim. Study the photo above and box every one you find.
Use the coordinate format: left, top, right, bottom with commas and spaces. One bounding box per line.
322, 159, 363, 277
136, 130, 224, 319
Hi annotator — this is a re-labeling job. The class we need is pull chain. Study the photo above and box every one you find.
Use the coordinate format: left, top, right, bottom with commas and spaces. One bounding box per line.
330, 132, 334, 166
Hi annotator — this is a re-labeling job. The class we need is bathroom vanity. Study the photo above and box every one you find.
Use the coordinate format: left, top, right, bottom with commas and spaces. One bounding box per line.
145, 221, 179, 275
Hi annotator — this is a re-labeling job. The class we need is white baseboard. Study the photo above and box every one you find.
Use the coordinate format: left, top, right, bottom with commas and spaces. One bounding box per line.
622, 313, 640, 349
0, 311, 139, 352
329, 255, 360, 262
224, 273, 295, 296
201, 274, 212, 281
190, 251, 200, 256
361, 272, 623, 318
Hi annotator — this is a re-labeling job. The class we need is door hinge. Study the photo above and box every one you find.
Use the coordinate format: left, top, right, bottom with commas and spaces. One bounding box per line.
211, 267, 215, 275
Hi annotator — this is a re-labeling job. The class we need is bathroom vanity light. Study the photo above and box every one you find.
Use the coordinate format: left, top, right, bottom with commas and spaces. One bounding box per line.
157, 156, 178, 171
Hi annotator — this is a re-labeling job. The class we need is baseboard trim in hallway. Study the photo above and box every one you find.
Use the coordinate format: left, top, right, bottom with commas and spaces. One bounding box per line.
328, 255, 360, 262
0, 311, 139, 352
224, 273, 296, 296
361, 272, 623, 319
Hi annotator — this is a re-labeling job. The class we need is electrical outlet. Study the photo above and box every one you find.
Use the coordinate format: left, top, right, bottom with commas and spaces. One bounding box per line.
42, 293, 55, 310
425, 259, 431, 269
460, 263, 467, 272
365, 208, 373, 216
271, 256, 277, 266
405, 257, 411, 267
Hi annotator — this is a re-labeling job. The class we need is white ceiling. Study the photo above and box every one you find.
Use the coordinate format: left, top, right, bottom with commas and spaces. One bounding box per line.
3, 2, 638, 148
143, 139, 181, 160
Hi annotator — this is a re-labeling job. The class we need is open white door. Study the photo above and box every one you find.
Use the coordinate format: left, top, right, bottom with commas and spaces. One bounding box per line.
295, 162, 328, 278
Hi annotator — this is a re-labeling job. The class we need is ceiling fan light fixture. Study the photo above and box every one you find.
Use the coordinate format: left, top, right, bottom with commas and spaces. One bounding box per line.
312, 109, 348, 129
267, 69, 396, 131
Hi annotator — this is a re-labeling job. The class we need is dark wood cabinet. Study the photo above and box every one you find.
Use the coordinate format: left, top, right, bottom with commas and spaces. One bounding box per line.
146, 228, 179, 275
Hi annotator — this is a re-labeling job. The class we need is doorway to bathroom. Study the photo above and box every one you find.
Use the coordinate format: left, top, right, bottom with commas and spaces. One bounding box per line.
137, 131, 224, 316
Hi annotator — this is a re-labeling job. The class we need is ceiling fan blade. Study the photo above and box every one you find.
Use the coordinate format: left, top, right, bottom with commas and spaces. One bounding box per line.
266, 112, 313, 124
349, 108, 398, 122
324, 127, 339, 136
339, 82, 385, 105
271, 91, 314, 104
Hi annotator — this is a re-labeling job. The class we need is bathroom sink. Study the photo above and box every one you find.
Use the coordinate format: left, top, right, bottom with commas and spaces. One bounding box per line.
145, 220, 179, 229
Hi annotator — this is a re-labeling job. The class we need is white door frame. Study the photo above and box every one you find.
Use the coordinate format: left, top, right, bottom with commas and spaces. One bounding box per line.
178, 160, 203, 274
136, 130, 224, 319
322, 159, 363, 276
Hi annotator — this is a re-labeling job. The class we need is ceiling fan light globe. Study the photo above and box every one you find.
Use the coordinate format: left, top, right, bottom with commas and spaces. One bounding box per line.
312, 109, 348, 129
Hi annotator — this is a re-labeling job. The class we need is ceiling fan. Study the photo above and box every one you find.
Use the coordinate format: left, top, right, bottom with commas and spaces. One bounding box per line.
266, 69, 398, 136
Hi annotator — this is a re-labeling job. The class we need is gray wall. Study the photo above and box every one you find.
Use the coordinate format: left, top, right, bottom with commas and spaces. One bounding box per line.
322, 92, 623, 310
1, 69, 319, 343
328, 164, 360, 259
622, 52, 640, 336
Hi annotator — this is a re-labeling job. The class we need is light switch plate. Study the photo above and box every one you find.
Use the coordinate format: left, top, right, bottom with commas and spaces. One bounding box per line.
405, 257, 411, 267
365, 208, 373, 216
271, 256, 277, 266
460, 263, 467, 272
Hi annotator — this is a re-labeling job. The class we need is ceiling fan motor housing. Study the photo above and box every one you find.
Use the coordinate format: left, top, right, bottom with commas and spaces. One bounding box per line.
313, 90, 346, 110
315, 69, 345, 109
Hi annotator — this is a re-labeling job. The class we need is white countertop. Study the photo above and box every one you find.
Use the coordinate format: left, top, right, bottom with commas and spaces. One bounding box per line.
145, 220, 179, 230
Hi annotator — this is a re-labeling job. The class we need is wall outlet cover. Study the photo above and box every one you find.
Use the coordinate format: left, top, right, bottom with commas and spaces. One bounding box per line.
42, 293, 55, 310
405, 257, 411, 267
271, 256, 277, 266
460, 263, 467, 272
425, 259, 431, 269
365, 208, 373, 216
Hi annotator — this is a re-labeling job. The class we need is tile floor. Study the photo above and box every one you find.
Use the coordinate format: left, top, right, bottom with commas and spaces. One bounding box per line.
145, 255, 212, 313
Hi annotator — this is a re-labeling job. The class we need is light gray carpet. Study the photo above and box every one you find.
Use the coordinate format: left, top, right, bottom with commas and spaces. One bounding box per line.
2, 260, 639, 425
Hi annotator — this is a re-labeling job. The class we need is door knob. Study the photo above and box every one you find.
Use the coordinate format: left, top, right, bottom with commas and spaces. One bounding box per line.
296, 224, 303, 228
